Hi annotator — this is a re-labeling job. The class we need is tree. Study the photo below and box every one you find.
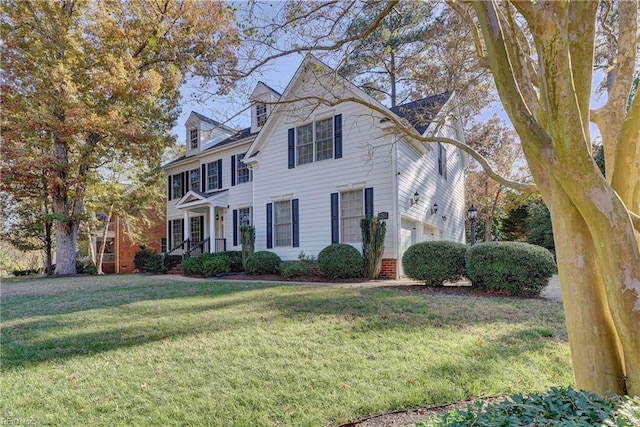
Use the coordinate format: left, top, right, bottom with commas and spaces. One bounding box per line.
1, 0, 239, 274
468, 0, 640, 395
222, 0, 640, 394
337, 1, 436, 107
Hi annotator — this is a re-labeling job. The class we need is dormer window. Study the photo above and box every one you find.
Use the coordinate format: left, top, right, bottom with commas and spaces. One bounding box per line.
189, 128, 199, 150
256, 103, 267, 127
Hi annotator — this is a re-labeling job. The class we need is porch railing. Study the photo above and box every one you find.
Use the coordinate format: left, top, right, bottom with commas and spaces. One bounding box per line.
162, 237, 227, 272
163, 238, 189, 271
184, 237, 210, 259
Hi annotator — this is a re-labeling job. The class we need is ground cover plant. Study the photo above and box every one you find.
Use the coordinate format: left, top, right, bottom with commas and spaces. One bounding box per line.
1, 275, 572, 426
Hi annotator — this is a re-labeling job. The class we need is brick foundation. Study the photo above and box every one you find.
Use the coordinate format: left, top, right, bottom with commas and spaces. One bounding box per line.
380, 258, 398, 280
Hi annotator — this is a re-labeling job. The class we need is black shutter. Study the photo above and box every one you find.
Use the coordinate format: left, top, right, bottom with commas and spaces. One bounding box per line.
266, 203, 273, 249
167, 220, 172, 247
217, 159, 223, 189
292, 199, 299, 248
364, 187, 374, 218
233, 209, 238, 246
201, 164, 206, 192
288, 128, 295, 169
438, 143, 443, 176
167, 176, 172, 200
199, 216, 204, 241
231, 155, 236, 186
183, 171, 188, 196
331, 193, 339, 244
334, 114, 342, 159
181, 218, 185, 242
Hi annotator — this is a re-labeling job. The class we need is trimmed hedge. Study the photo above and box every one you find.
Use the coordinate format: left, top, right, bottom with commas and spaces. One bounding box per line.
134, 248, 157, 272
318, 244, 363, 279
466, 241, 556, 296
245, 251, 282, 275
221, 251, 243, 273
144, 253, 164, 273
183, 253, 230, 277
401, 241, 467, 286
426, 387, 637, 427
282, 262, 308, 279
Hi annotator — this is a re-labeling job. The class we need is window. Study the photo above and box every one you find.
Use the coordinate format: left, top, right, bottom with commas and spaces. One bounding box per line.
161, 238, 167, 253
295, 118, 333, 165
190, 169, 200, 192
190, 217, 201, 243
172, 174, 184, 200
341, 189, 363, 243
256, 103, 267, 127
190, 128, 198, 150
171, 219, 183, 247
207, 161, 219, 191
238, 207, 251, 228
236, 153, 251, 184
438, 143, 447, 180
296, 123, 314, 165
274, 200, 292, 247
315, 118, 334, 161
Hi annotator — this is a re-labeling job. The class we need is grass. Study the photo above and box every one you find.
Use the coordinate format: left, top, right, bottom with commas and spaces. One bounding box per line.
1, 274, 573, 426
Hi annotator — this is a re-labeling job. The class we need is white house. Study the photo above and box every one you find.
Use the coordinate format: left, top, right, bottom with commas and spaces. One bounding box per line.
163, 55, 468, 278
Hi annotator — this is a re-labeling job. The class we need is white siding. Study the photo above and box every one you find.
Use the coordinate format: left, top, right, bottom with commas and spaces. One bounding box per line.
252, 101, 397, 261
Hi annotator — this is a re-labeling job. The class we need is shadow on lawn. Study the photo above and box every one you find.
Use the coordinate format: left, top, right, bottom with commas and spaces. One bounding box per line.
1, 279, 282, 321
1, 282, 566, 371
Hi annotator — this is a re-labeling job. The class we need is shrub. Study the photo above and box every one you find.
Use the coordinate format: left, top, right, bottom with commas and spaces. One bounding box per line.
144, 253, 164, 273
202, 254, 230, 277
466, 241, 557, 296
75, 260, 86, 274
240, 225, 255, 269
182, 256, 203, 275
318, 244, 363, 279
84, 264, 97, 275
282, 262, 309, 279
425, 387, 631, 427
134, 247, 157, 272
361, 216, 386, 279
221, 251, 243, 272
245, 251, 282, 275
401, 241, 467, 286
298, 252, 318, 275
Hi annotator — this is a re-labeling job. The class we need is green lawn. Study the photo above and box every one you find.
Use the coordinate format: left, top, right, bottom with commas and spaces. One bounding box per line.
0, 275, 573, 426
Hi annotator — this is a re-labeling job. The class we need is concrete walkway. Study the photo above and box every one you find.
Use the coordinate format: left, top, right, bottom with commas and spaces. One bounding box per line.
152, 274, 563, 302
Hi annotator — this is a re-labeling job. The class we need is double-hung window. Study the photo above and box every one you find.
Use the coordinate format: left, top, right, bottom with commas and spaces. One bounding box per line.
190, 169, 200, 192
238, 207, 251, 228
171, 219, 183, 247
172, 174, 184, 200
207, 161, 219, 191
190, 129, 199, 150
274, 200, 292, 247
236, 153, 251, 184
296, 124, 314, 165
295, 118, 333, 165
256, 103, 268, 127
341, 189, 363, 243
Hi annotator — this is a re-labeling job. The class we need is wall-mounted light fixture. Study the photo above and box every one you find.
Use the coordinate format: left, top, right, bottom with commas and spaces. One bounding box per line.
442, 214, 447, 221
215, 213, 220, 221
430, 203, 439, 215
409, 191, 420, 207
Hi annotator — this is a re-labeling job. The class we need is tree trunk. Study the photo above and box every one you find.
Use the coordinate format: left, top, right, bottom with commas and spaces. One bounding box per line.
44, 221, 53, 275
54, 220, 78, 274
96, 208, 114, 275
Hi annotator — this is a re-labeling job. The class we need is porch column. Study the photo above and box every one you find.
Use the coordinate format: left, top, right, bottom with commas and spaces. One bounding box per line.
209, 205, 216, 252
183, 211, 189, 242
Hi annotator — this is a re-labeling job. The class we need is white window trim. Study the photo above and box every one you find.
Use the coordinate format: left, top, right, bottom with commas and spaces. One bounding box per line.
189, 128, 199, 150
295, 117, 335, 166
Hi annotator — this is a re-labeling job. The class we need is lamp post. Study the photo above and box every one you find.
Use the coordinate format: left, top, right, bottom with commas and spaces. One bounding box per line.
467, 204, 478, 245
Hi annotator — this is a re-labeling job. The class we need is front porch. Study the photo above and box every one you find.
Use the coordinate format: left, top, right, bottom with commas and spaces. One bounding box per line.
164, 190, 230, 271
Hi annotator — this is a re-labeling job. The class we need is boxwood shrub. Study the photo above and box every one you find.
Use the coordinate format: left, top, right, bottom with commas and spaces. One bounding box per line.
401, 241, 467, 286
466, 241, 557, 296
221, 251, 244, 273
245, 251, 282, 275
183, 253, 230, 276
318, 244, 363, 279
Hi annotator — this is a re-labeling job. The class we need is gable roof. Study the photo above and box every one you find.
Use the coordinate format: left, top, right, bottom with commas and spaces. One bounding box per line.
390, 92, 453, 135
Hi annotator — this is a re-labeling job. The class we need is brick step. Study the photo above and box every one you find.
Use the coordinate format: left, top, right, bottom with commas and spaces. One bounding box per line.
167, 263, 183, 275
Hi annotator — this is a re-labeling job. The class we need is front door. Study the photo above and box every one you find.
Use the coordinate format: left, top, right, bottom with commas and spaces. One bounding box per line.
215, 208, 226, 252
